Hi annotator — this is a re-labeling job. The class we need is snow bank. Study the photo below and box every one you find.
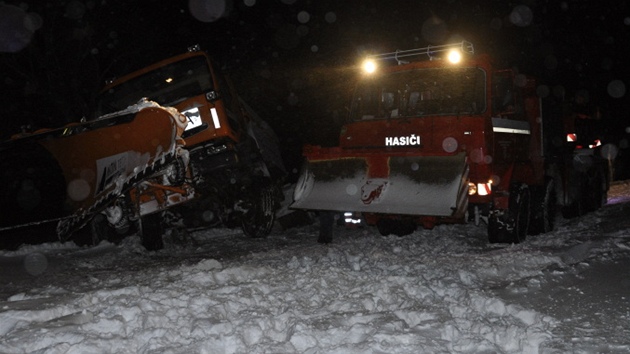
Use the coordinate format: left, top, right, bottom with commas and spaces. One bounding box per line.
0, 183, 629, 353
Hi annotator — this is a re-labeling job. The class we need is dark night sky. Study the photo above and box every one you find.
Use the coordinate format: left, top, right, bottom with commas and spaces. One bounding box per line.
2, 0, 630, 170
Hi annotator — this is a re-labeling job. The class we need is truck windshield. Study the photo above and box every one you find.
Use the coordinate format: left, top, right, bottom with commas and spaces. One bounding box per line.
95, 56, 214, 116
350, 67, 486, 120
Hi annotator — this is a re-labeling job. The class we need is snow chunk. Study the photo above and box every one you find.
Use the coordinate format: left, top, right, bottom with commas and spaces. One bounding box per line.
191, 258, 222, 272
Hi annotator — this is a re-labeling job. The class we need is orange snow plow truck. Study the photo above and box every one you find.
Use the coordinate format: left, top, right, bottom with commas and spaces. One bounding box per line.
291, 42, 609, 243
0, 45, 285, 250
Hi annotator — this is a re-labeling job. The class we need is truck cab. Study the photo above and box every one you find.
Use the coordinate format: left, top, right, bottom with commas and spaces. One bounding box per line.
97, 45, 247, 167
94, 45, 286, 247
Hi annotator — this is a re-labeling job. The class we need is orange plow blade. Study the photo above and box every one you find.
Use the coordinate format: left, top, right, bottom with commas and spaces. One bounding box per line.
291, 153, 469, 218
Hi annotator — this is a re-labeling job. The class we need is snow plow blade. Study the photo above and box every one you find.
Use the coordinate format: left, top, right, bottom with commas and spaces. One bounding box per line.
0, 100, 187, 241
291, 152, 469, 217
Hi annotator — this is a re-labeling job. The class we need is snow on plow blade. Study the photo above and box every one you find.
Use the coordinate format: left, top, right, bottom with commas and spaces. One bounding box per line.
291, 153, 469, 217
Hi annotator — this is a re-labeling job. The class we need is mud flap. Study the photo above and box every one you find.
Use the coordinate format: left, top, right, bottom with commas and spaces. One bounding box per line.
291, 153, 469, 218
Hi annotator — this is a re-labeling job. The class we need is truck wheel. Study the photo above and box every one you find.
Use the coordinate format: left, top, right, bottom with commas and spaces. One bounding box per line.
139, 212, 164, 251
318, 211, 334, 244
90, 213, 113, 245
528, 179, 556, 235
376, 219, 416, 236
488, 183, 530, 243
241, 182, 276, 238
510, 183, 531, 243
583, 171, 604, 212
72, 214, 111, 247
561, 177, 587, 218
488, 212, 508, 243
376, 219, 393, 236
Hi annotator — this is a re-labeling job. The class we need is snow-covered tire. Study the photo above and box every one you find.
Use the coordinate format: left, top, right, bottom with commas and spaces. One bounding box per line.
241, 181, 276, 238
487, 213, 505, 244
139, 212, 164, 251
528, 178, 556, 235
488, 183, 530, 244
89, 213, 113, 245
72, 214, 112, 247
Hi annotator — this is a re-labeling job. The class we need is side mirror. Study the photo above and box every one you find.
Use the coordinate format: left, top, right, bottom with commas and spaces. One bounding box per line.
205, 90, 220, 102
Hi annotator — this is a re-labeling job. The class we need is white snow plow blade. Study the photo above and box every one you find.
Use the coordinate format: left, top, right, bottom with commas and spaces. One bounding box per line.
291, 153, 469, 217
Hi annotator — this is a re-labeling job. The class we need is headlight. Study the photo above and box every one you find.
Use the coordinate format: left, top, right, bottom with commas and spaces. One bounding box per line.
362, 59, 377, 74
447, 49, 462, 64
182, 107, 203, 131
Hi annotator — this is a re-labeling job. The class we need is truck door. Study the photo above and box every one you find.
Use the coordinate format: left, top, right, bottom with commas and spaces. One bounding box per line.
211, 64, 244, 139
491, 70, 531, 164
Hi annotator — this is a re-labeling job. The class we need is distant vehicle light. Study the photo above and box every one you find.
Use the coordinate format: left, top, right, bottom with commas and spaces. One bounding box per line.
362, 59, 377, 74
447, 50, 462, 64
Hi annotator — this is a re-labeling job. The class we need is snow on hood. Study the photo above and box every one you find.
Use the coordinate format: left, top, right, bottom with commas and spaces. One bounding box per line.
96, 98, 188, 131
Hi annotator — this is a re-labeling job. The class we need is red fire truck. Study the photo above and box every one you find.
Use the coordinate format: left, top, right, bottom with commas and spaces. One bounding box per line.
291, 42, 609, 243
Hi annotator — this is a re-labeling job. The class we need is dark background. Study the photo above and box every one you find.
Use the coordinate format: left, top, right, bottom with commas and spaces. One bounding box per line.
1, 0, 629, 177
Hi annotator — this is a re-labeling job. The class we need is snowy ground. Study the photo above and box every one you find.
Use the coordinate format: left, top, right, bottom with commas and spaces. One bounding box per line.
1, 181, 629, 354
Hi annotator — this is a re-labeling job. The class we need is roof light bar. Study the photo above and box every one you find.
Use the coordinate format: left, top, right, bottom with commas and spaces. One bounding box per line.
367, 41, 474, 65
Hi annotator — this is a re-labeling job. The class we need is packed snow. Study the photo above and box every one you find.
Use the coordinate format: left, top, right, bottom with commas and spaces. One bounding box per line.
1, 181, 629, 353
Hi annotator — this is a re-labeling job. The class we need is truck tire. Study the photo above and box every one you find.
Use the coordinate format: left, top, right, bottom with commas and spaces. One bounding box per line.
487, 213, 506, 244
583, 170, 605, 213
488, 183, 530, 244
241, 181, 276, 238
528, 178, 556, 235
72, 213, 112, 247
376, 219, 393, 236
318, 211, 334, 244
139, 212, 164, 251
510, 183, 531, 243
561, 173, 589, 218
90, 213, 113, 245
561, 199, 583, 219
377, 218, 417, 236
